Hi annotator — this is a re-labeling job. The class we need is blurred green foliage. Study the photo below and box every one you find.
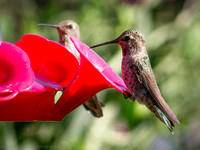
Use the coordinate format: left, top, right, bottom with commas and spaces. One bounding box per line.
1, 0, 200, 149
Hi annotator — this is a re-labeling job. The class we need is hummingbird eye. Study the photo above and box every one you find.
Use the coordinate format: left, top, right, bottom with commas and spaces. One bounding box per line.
123, 36, 131, 41
67, 24, 73, 29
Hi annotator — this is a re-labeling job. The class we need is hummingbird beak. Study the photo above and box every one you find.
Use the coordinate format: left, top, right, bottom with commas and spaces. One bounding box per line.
38, 23, 60, 29
90, 39, 118, 48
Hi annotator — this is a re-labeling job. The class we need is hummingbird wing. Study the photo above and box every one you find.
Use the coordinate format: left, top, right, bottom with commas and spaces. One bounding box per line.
135, 58, 180, 125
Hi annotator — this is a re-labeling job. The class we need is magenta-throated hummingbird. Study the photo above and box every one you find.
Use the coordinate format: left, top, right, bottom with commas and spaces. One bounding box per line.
38, 20, 104, 118
91, 29, 180, 133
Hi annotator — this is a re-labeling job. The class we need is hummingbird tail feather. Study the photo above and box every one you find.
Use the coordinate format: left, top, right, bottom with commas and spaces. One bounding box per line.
154, 105, 174, 134
83, 95, 104, 118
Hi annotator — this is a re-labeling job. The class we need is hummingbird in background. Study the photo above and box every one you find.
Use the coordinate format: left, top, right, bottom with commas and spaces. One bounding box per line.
38, 20, 104, 118
91, 29, 180, 133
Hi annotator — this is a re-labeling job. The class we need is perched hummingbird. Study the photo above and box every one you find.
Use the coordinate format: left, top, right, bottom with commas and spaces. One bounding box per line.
38, 20, 104, 118
91, 29, 180, 133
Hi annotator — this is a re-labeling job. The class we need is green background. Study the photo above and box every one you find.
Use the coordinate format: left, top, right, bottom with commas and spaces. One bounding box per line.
1, 0, 200, 149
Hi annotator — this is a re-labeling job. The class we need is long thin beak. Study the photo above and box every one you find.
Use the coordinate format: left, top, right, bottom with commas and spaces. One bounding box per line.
38, 23, 60, 29
90, 39, 118, 48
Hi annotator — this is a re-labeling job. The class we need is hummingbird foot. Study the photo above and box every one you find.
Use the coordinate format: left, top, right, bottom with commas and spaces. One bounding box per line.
123, 91, 136, 102
123, 90, 132, 99
130, 94, 137, 102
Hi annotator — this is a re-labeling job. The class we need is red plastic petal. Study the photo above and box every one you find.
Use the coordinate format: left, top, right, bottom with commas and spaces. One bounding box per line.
16, 34, 79, 87
0, 42, 35, 101
0, 74, 63, 121
55, 37, 129, 115
0, 92, 63, 121
71, 36, 128, 93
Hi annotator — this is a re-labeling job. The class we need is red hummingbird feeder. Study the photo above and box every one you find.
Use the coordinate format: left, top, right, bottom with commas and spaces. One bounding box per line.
0, 31, 129, 121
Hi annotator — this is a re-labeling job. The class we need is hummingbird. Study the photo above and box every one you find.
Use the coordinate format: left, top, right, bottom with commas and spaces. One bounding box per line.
38, 20, 104, 118
91, 29, 180, 133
